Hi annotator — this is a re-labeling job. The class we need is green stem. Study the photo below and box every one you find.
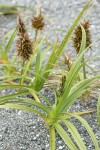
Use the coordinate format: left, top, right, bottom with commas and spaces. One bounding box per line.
82, 54, 86, 79
29, 89, 40, 103
29, 29, 38, 69
34, 30, 38, 43
49, 126, 56, 150
19, 60, 25, 85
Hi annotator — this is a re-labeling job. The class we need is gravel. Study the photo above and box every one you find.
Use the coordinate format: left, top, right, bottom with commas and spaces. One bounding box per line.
0, 0, 100, 150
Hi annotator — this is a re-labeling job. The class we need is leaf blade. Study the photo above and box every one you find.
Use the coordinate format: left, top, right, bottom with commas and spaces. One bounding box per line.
97, 95, 100, 126
63, 120, 86, 150
73, 115, 100, 150
54, 123, 78, 150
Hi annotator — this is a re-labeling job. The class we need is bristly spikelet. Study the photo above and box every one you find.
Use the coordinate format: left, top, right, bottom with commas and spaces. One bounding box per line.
16, 34, 33, 61
17, 16, 26, 36
32, 15, 44, 30
31, 2, 44, 30
73, 20, 91, 53
57, 75, 66, 97
16, 16, 33, 61
64, 53, 72, 70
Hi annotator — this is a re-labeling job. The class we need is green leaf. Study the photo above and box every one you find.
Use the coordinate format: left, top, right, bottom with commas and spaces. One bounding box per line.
0, 28, 16, 59
0, 75, 31, 80
35, 48, 41, 73
73, 115, 100, 150
5, 28, 16, 59
59, 76, 100, 112
0, 94, 50, 115
54, 123, 77, 150
0, 103, 47, 120
61, 25, 86, 98
97, 95, 100, 126
79, 25, 86, 54
0, 84, 31, 90
56, 26, 87, 111
40, 46, 52, 68
34, 34, 46, 74
0, 5, 18, 15
37, 92, 52, 108
63, 120, 86, 150
0, 4, 35, 14
0, 91, 29, 103
2, 28, 15, 45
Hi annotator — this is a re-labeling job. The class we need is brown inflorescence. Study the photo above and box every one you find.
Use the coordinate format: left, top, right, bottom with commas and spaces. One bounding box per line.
31, 8, 44, 31
73, 20, 91, 53
57, 75, 66, 97
16, 16, 33, 61
64, 53, 72, 70
17, 16, 26, 36
16, 34, 33, 61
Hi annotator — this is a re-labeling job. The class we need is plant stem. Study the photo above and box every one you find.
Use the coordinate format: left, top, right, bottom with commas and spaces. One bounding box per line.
19, 60, 25, 86
29, 29, 38, 69
29, 89, 40, 103
49, 126, 56, 150
82, 54, 86, 79
34, 30, 38, 43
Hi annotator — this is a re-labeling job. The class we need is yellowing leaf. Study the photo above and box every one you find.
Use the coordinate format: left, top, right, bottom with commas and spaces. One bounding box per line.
0, 58, 9, 64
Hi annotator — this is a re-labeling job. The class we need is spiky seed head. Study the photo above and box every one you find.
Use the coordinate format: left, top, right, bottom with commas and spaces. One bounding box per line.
16, 34, 33, 61
31, 2, 44, 30
73, 20, 91, 53
64, 53, 72, 70
57, 75, 66, 97
32, 15, 44, 30
16, 16, 33, 61
17, 16, 26, 36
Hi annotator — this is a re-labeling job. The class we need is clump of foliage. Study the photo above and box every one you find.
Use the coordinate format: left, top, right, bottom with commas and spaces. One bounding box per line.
0, 0, 100, 149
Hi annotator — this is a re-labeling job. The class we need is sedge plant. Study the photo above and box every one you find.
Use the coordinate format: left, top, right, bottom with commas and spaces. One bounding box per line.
62, 20, 100, 104
0, 0, 95, 92
0, 26, 100, 149
0, 0, 100, 149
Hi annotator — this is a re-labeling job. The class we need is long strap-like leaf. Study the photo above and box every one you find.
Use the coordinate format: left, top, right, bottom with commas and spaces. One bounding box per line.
54, 123, 78, 150
59, 76, 100, 112
0, 103, 47, 121
72, 114, 100, 150
56, 26, 86, 111
97, 95, 100, 126
63, 120, 86, 150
